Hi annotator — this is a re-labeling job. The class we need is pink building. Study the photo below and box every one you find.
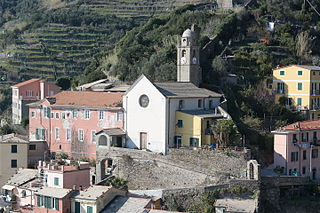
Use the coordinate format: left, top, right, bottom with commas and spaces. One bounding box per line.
11, 79, 60, 124
38, 160, 91, 189
273, 120, 320, 179
34, 187, 73, 213
28, 91, 124, 160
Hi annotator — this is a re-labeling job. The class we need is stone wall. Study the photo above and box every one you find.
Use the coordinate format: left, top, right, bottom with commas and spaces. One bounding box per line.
96, 147, 249, 190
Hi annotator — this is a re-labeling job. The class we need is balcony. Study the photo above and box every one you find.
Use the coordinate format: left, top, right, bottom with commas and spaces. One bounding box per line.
275, 89, 285, 94
311, 90, 320, 95
310, 106, 320, 111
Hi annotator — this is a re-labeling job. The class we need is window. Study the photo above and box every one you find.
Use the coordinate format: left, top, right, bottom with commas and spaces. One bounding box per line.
277, 82, 284, 93
54, 198, 59, 210
303, 150, 307, 160
179, 100, 184, 109
51, 112, 54, 118
66, 128, 71, 141
177, 120, 183, 128
43, 107, 50, 118
78, 129, 84, 142
302, 166, 306, 174
92, 130, 97, 143
87, 206, 93, 213
298, 70, 303, 76
302, 132, 309, 142
72, 110, 78, 119
312, 149, 318, 158
189, 137, 199, 147
297, 98, 302, 106
313, 71, 316, 75
11, 145, 17, 153
117, 112, 123, 121
11, 159, 17, 168
21, 190, 26, 198
280, 70, 285, 75
54, 177, 59, 186
198, 99, 202, 108
99, 111, 104, 120
209, 100, 213, 109
291, 152, 298, 162
84, 110, 90, 120
61, 112, 66, 119
174, 136, 182, 148
28, 144, 36, 151
55, 128, 60, 140
36, 128, 45, 140
292, 134, 297, 143
55, 113, 59, 119
37, 195, 42, 207
31, 111, 35, 118
297, 83, 303, 91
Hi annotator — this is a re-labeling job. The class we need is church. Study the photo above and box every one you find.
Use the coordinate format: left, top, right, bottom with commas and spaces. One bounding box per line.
123, 25, 231, 154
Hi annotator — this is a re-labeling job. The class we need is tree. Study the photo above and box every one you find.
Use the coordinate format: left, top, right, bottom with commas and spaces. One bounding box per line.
296, 31, 315, 62
213, 120, 239, 147
109, 177, 128, 191
212, 56, 228, 76
56, 77, 71, 90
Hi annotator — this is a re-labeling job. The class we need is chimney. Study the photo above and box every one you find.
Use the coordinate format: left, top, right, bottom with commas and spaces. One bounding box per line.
40, 80, 45, 100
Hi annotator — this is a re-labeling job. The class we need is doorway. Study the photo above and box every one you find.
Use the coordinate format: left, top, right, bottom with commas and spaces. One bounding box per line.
140, 132, 147, 149
312, 168, 317, 180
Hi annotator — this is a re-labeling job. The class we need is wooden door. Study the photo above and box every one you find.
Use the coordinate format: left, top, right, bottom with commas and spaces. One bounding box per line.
140, 132, 147, 149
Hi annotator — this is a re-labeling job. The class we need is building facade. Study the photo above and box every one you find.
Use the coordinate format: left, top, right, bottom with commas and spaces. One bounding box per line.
273, 65, 320, 120
273, 120, 320, 179
11, 79, 60, 124
28, 91, 124, 159
0, 134, 29, 188
122, 75, 226, 154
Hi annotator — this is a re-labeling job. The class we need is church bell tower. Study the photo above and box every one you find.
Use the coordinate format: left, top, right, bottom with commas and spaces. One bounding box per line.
177, 24, 202, 87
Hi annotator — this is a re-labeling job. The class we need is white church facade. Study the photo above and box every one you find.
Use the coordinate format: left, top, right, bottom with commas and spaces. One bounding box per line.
122, 25, 231, 154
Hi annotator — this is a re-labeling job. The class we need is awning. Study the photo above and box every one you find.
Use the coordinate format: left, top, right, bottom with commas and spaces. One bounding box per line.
2, 185, 15, 191
96, 128, 125, 136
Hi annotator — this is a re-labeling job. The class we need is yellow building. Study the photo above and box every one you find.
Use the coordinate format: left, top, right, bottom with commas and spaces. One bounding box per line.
273, 65, 320, 120
175, 110, 226, 148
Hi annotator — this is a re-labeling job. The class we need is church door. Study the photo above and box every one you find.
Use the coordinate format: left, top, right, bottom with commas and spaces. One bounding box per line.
140, 132, 147, 149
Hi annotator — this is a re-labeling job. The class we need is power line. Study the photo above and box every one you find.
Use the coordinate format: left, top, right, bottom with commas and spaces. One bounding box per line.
306, 0, 320, 17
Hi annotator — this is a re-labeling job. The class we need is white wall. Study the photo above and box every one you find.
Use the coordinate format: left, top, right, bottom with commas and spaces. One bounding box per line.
124, 76, 167, 154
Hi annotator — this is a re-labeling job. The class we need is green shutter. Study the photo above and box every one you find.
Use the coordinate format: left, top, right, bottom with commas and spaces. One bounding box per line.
87, 206, 93, 213
298, 83, 303, 90
47, 197, 52, 209
55, 198, 59, 210
47, 108, 51, 118
280, 70, 285, 75
37, 195, 41, 207
297, 98, 302, 106
54, 177, 59, 186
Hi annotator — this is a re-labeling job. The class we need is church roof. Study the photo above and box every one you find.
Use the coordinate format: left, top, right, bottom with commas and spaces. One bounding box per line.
154, 82, 222, 98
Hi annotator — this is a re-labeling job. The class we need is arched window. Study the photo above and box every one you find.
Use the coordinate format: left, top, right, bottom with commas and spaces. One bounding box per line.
182, 50, 186, 57
21, 190, 26, 198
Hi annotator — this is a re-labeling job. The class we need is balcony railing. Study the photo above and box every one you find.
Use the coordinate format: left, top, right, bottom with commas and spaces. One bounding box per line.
310, 106, 320, 111
311, 90, 320, 95
275, 89, 285, 94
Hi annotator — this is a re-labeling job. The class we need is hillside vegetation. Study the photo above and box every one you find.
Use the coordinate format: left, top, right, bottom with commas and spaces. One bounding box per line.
0, 0, 213, 82
81, 0, 320, 158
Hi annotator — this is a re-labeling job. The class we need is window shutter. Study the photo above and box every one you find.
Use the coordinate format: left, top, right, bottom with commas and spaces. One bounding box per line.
55, 198, 59, 210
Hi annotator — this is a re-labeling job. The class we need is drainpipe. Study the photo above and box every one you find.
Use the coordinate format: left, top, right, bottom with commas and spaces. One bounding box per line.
310, 144, 313, 178
167, 98, 171, 155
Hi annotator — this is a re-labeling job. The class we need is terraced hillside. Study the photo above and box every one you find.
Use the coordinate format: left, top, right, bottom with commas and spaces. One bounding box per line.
81, 0, 215, 17
0, 22, 133, 81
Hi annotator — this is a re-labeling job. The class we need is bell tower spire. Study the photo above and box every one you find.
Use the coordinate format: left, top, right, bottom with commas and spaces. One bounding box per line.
177, 24, 202, 86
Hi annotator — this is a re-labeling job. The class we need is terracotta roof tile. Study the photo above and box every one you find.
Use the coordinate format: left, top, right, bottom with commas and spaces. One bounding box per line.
282, 120, 320, 130
52, 91, 123, 108
12, 79, 41, 87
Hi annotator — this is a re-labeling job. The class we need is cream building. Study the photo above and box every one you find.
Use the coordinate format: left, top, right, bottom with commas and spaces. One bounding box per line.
0, 134, 28, 188
273, 65, 320, 120
71, 185, 125, 213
